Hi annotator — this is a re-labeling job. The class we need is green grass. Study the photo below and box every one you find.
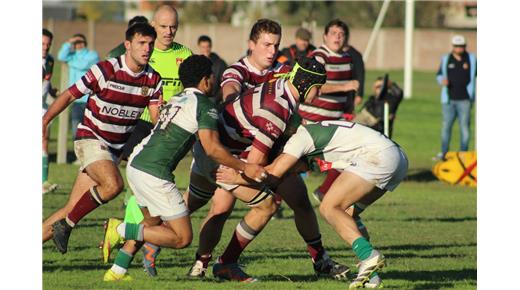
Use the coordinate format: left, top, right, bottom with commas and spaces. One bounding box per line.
43, 70, 476, 289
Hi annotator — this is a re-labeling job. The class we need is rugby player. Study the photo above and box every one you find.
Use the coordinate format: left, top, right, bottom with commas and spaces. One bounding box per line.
101, 55, 266, 281
190, 58, 350, 282
42, 23, 162, 254
300, 19, 360, 227
217, 120, 408, 288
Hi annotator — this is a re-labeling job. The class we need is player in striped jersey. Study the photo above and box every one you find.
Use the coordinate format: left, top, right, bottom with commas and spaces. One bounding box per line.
42, 23, 162, 255
188, 59, 350, 282
300, 19, 361, 215
217, 120, 408, 288
100, 55, 267, 281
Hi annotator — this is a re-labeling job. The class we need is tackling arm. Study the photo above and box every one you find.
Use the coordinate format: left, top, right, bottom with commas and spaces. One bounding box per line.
198, 129, 266, 182
221, 82, 241, 101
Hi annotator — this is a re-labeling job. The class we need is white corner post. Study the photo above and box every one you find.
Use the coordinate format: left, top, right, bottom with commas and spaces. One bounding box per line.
404, 0, 415, 99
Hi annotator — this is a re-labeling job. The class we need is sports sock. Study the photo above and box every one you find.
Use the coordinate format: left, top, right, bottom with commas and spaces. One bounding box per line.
42, 153, 48, 183
111, 249, 134, 275
196, 252, 212, 268
370, 272, 379, 278
116, 223, 144, 241
318, 169, 341, 195
66, 186, 105, 227
352, 237, 373, 260
305, 235, 324, 262
220, 219, 259, 264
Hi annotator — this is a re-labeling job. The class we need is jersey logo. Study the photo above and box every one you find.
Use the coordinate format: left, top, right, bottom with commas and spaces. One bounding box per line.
315, 157, 333, 172
141, 86, 150, 96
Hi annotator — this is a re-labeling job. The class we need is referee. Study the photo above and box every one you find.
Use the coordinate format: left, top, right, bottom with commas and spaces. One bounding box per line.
121, 5, 192, 160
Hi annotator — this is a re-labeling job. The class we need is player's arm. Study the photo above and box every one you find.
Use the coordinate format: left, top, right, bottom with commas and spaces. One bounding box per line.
221, 82, 241, 101
198, 129, 266, 182
148, 102, 160, 124
319, 80, 359, 95
216, 153, 299, 186
42, 89, 77, 139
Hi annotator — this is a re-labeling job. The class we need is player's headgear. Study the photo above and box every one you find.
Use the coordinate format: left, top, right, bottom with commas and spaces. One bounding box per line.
286, 57, 327, 102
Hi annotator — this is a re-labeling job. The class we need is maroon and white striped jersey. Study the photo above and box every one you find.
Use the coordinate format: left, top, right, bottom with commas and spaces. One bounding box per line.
219, 78, 297, 157
68, 55, 162, 153
221, 56, 291, 93
299, 44, 353, 122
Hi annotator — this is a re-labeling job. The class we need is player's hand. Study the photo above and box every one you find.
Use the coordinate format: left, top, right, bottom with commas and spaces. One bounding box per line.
345, 80, 360, 92
243, 163, 268, 183
354, 95, 363, 106
442, 79, 449, 86
216, 166, 241, 184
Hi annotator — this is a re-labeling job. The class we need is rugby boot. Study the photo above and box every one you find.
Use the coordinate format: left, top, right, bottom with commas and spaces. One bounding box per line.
313, 251, 350, 280
187, 260, 207, 278
213, 257, 257, 282
142, 242, 161, 277
103, 269, 133, 282
349, 250, 386, 289
365, 274, 384, 288
52, 219, 72, 254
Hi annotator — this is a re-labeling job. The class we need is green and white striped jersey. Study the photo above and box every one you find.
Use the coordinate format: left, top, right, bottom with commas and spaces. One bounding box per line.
283, 120, 396, 172
129, 88, 218, 181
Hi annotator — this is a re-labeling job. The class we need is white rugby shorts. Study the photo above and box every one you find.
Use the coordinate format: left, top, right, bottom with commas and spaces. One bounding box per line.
126, 165, 189, 221
334, 145, 408, 191
73, 139, 118, 171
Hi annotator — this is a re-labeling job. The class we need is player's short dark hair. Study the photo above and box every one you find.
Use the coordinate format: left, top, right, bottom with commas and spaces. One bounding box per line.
198, 35, 212, 45
249, 19, 281, 43
179, 55, 213, 88
324, 19, 349, 41
73, 33, 87, 46
42, 28, 53, 41
128, 15, 149, 28
126, 22, 157, 41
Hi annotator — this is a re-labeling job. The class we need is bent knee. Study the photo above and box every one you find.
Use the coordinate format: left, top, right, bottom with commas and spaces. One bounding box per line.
209, 201, 234, 216
176, 233, 193, 249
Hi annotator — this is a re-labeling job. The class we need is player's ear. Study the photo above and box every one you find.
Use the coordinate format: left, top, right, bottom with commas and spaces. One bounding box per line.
124, 40, 131, 51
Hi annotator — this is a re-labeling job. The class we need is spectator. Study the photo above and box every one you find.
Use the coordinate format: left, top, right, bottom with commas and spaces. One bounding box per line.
42, 28, 58, 194
197, 35, 227, 102
57, 33, 99, 147
435, 35, 477, 160
106, 15, 149, 59
342, 28, 365, 109
355, 76, 403, 138
276, 27, 316, 66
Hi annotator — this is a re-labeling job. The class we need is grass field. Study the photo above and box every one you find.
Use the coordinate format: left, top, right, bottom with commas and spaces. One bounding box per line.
43, 70, 477, 289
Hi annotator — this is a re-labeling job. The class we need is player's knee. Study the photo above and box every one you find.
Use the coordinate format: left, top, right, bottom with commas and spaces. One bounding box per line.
209, 200, 234, 217
103, 176, 124, 198
251, 197, 277, 218
319, 202, 334, 221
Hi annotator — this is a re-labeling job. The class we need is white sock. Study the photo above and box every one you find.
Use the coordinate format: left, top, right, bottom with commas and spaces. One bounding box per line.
116, 223, 126, 237
110, 264, 127, 275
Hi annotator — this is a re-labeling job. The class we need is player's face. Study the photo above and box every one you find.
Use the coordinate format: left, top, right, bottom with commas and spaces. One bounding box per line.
295, 38, 310, 52
198, 41, 211, 57
153, 11, 178, 49
249, 32, 281, 70
323, 25, 345, 53
126, 34, 155, 67
42, 35, 51, 58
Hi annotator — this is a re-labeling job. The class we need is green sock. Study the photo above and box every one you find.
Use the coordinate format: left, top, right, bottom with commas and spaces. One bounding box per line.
125, 223, 144, 241
42, 154, 48, 183
114, 249, 134, 270
370, 271, 378, 278
352, 237, 373, 260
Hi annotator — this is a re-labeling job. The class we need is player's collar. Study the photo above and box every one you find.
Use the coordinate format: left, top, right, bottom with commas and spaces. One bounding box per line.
184, 87, 204, 95
322, 44, 343, 57
120, 55, 147, 77
243, 56, 274, 75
